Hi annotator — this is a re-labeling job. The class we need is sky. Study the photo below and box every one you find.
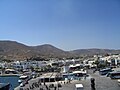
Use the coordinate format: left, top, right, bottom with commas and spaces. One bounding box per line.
0, 0, 120, 50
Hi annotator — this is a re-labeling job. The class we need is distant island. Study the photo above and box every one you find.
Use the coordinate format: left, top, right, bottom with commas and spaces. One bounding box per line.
0, 40, 120, 61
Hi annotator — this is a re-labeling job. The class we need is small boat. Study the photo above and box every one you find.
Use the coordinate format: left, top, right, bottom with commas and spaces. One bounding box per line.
0, 83, 10, 90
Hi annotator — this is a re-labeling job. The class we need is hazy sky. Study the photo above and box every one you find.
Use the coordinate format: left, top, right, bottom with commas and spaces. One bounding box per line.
0, 0, 120, 50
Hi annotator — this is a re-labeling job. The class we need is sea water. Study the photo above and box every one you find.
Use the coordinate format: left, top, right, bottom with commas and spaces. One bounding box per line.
0, 75, 19, 90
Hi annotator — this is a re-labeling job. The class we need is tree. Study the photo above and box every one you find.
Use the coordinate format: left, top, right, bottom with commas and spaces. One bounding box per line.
30, 66, 34, 72
94, 60, 100, 68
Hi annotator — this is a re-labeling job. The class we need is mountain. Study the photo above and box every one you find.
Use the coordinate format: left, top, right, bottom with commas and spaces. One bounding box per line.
0, 40, 120, 60
0, 41, 71, 60
70, 49, 120, 56
32, 44, 71, 58
0, 41, 34, 60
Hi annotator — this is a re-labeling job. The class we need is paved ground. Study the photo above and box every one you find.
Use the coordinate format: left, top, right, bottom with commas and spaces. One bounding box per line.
15, 68, 120, 90
61, 69, 120, 90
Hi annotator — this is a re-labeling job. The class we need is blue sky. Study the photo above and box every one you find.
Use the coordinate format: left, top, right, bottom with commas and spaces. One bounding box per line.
0, 0, 120, 50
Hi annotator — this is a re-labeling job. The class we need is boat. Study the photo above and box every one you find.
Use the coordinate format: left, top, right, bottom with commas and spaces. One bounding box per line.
0, 83, 10, 90
5, 69, 18, 74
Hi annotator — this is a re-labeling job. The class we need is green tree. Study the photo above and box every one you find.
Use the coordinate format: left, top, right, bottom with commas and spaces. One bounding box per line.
30, 66, 34, 72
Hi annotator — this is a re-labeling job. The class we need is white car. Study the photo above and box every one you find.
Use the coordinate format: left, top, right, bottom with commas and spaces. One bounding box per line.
75, 84, 84, 90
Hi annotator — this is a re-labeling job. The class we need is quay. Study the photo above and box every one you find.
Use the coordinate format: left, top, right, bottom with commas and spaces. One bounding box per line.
14, 69, 120, 90
15, 72, 63, 90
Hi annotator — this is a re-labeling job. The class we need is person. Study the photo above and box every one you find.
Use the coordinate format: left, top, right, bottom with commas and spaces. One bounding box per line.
91, 78, 96, 90
45, 85, 48, 90
54, 86, 56, 90
68, 79, 70, 83
44, 81, 45, 85
93, 69, 96, 73
84, 75, 87, 80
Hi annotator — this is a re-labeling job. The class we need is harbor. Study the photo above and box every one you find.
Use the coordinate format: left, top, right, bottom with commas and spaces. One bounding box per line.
14, 69, 120, 90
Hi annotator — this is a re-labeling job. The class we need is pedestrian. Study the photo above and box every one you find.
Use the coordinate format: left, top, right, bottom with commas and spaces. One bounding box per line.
54, 86, 56, 90
91, 78, 96, 90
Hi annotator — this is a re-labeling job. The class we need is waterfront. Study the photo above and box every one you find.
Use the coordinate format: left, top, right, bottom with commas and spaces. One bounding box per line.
0, 69, 119, 90
0, 75, 19, 90
14, 69, 120, 90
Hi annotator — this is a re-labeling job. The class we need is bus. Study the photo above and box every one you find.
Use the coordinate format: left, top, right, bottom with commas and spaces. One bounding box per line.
99, 68, 113, 75
108, 71, 120, 79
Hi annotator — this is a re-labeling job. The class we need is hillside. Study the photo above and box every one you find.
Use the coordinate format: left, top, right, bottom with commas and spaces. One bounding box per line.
0, 40, 120, 60
0, 41, 34, 60
32, 44, 71, 58
0, 41, 71, 60
70, 49, 120, 56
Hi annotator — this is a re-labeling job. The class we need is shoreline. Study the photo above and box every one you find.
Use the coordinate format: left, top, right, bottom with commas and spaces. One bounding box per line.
0, 74, 22, 77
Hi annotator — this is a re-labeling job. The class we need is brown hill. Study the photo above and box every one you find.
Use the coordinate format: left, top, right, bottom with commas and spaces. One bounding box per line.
70, 49, 120, 56
0, 41, 71, 60
0, 40, 120, 60
32, 44, 71, 58
0, 41, 34, 60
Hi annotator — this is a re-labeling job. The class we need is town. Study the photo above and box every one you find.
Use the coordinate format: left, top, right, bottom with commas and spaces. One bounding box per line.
0, 54, 120, 90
